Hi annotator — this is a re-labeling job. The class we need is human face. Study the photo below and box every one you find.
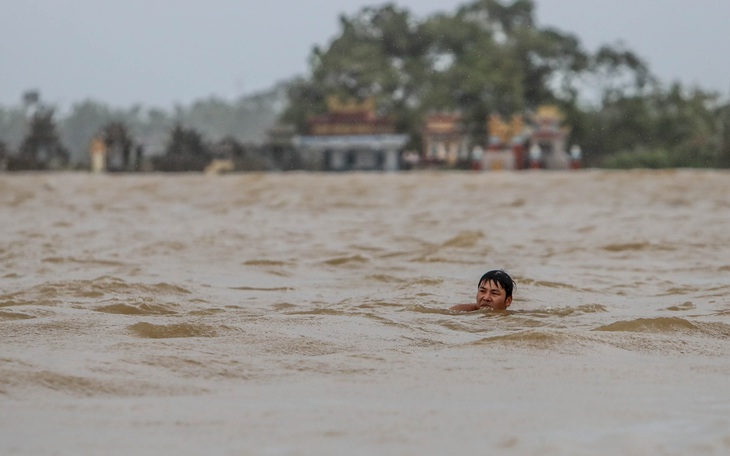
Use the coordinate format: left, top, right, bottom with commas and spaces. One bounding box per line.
476, 279, 512, 310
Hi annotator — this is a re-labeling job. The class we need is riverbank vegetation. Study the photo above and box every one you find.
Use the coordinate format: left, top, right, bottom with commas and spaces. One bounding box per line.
1, 0, 728, 169
282, 0, 730, 168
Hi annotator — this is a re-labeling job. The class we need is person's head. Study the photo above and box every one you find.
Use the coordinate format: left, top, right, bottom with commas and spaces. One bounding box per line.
476, 269, 515, 310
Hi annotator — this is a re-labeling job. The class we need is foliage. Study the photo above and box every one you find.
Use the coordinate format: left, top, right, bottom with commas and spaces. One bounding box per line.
60, 100, 117, 164
12, 108, 70, 170
580, 83, 725, 167
718, 103, 730, 167
1, 1, 728, 170
282, 0, 729, 168
0, 83, 287, 167
0, 106, 27, 148
282, 0, 647, 146
164, 124, 208, 157
150, 124, 211, 172
0, 140, 8, 169
101, 121, 142, 172
601, 148, 675, 169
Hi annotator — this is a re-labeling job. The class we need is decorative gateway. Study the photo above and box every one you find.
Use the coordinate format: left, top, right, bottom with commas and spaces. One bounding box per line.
480, 105, 582, 171
421, 112, 470, 167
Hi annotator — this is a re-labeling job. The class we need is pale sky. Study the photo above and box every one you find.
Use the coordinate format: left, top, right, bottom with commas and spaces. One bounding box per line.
1, 0, 729, 109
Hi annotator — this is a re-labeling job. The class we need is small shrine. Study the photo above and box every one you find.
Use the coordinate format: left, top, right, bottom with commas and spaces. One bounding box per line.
422, 112, 470, 166
482, 114, 528, 170
527, 105, 572, 170
480, 105, 580, 170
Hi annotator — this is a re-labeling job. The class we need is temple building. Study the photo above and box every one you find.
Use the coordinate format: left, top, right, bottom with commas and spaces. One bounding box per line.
527, 105, 572, 169
293, 97, 408, 171
482, 114, 527, 170
421, 112, 470, 167
481, 105, 577, 170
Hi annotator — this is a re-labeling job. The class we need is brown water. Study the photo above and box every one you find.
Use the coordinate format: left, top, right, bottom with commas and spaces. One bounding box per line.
2, 170, 730, 455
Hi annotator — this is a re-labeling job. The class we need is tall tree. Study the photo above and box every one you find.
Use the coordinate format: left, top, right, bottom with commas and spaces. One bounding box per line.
60, 100, 114, 164
281, 0, 634, 146
18, 108, 69, 169
102, 121, 136, 171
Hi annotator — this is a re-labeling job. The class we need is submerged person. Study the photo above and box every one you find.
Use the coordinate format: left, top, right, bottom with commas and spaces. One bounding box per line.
450, 269, 515, 312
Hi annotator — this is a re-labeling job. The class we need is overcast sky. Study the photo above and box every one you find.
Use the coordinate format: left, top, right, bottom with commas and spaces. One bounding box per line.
2, 0, 729, 109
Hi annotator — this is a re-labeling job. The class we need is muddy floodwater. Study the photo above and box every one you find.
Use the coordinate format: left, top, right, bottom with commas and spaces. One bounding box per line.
2, 170, 730, 455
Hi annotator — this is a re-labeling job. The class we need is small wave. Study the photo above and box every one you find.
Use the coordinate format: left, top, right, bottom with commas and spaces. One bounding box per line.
1, 370, 117, 396
41, 256, 127, 267
0, 297, 63, 308
440, 231, 484, 249
135, 355, 259, 381
437, 319, 488, 332
521, 304, 609, 318
518, 278, 577, 290
0, 366, 203, 397
366, 274, 406, 284
94, 302, 178, 315
0, 299, 27, 308
404, 304, 453, 315
272, 302, 297, 311
133, 241, 189, 257
594, 317, 697, 333
6, 277, 192, 306
657, 286, 701, 296
471, 330, 570, 348
128, 322, 218, 338
397, 277, 444, 290
286, 308, 347, 316
0, 310, 35, 320
243, 259, 290, 267
321, 255, 370, 266
355, 300, 401, 310
141, 282, 192, 295
600, 242, 675, 252
187, 308, 226, 316
664, 301, 695, 311
411, 255, 473, 264
230, 286, 293, 292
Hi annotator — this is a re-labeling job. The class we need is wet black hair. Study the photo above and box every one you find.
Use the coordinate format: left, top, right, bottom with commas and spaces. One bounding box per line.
478, 269, 515, 298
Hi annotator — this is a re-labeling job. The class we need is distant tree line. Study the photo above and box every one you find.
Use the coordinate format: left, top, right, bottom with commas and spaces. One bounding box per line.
1, 0, 729, 170
282, 0, 730, 168
0, 84, 288, 171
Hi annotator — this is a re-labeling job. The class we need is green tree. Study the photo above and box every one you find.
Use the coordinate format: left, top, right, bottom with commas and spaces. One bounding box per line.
718, 99, 730, 168
60, 100, 115, 164
281, 0, 645, 149
173, 89, 283, 144
165, 124, 208, 157
151, 124, 211, 172
581, 83, 724, 167
102, 121, 136, 171
0, 106, 27, 149
0, 140, 8, 170
16, 108, 69, 170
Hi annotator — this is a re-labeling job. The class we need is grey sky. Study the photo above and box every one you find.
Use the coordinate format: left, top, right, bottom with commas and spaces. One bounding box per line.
2, 0, 728, 109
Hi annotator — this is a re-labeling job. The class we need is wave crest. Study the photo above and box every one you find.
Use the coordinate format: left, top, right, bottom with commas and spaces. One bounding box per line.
128, 322, 218, 338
